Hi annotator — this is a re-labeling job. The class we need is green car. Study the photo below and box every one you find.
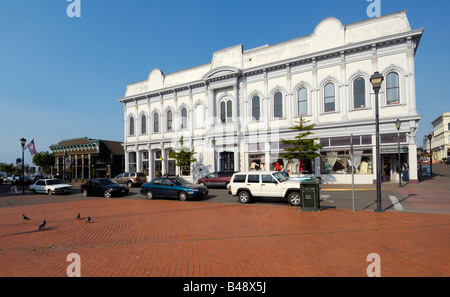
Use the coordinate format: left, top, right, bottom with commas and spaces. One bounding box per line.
141, 177, 209, 201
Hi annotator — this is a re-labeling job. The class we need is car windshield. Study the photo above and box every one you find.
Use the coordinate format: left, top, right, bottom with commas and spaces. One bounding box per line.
46, 179, 64, 185
98, 179, 118, 186
273, 172, 289, 182
173, 177, 191, 186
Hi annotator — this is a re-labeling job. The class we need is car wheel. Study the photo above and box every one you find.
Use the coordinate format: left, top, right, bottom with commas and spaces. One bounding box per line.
238, 191, 251, 204
178, 191, 188, 201
199, 181, 205, 186
127, 181, 133, 188
288, 191, 301, 206
47, 189, 52, 196
82, 189, 88, 197
32, 189, 36, 194
224, 181, 230, 189
104, 190, 112, 198
146, 190, 154, 200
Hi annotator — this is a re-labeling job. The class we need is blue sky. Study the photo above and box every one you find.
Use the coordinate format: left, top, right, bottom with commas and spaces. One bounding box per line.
0, 0, 449, 167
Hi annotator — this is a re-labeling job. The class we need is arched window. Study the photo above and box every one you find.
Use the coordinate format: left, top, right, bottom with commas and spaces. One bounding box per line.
324, 83, 335, 112
141, 115, 147, 134
353, 78, 366, 109
180, 107, 188, 129
273, 91, 283, 118
298, 88, 307, 115
227, 101, 232, 121
166, 110, 173, 131
386, 72, 399, 105
153, 113, 159, 133
252, 95, 260, 121
129, 116, 135, 136
220, 99, 232, 123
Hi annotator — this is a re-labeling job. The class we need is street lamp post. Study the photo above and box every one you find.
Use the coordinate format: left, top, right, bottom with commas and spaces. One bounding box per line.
428, 133, 433, 177
20, 138, 26, 194
395, 119, 402, 188
370, 72, 384, 213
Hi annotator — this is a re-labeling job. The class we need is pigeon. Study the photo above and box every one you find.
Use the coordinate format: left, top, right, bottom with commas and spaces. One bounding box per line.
76, 213, 80, 220
86, 216, 91, 223
38, 220, 46, 230
23, 214, 30, 220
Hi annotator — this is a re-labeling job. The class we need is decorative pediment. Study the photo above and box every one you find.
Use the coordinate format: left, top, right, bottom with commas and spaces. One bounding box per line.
202, 66, 242, 82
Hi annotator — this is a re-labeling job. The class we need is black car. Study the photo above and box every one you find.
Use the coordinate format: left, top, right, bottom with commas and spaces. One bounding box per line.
80, 178, 129, 198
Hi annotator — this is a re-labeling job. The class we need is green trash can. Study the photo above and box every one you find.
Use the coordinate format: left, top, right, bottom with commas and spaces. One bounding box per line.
300, 178, 321, 212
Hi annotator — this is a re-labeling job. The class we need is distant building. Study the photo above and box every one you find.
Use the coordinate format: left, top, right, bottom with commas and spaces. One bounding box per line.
118, 11, 423, 184
430, 112, 450, 161
49, 137, 124, 181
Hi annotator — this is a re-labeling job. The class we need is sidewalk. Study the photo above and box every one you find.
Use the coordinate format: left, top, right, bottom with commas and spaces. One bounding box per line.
0, 192, 449, 277
320, 163, 450, 215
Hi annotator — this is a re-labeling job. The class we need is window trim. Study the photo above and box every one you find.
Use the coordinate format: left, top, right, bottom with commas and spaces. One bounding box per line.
129, 116, 135, 136
153, 112, 160, 133
180, 107, 188, 130
297, 87, 308, 116
273, 91, 283, 119
386, 72, 400, 105
140, 114, 147, 135
252, 95, 261, 121
353, 77, 366, 109
324, 82, 336, 113
166, 110, 173, 132
219, 98, 233, 124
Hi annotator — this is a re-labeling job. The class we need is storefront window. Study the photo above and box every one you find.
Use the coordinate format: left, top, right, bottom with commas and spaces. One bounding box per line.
321, 150, 372, 174
129, 152, 136, 173
249, 154, 266, 171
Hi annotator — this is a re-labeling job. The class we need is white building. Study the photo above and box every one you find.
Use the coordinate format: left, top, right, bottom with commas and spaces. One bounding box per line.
118, 11, 423, 184
429, 112, 450, 161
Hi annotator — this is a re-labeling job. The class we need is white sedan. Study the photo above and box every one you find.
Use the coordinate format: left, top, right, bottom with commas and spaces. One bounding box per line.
29, 179, 73, 195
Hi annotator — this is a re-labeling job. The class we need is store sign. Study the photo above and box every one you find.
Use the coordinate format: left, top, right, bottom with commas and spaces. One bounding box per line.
380, 147, 408, 154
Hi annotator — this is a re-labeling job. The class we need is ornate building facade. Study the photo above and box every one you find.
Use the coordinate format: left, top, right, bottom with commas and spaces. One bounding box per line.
118, 11, 423, 184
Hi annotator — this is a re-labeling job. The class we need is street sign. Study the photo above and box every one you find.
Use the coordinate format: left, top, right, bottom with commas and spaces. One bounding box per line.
16, 158, 22, 164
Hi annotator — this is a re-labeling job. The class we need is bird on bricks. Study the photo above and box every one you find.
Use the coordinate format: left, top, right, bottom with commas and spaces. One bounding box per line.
23, 214, 30, 220
38, 220, 46, 230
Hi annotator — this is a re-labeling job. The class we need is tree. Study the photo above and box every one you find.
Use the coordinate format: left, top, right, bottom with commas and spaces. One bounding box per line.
32, 151, 55, 174
169, 136, 197, 176
0, 162, 16, 175
280, 117, 322, 174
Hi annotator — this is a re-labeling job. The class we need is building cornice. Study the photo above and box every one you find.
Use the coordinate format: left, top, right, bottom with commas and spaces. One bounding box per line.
117, 28, 423, 105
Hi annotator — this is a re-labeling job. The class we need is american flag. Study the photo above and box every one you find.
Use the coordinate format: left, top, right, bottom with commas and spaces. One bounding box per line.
27, 139, 37, 156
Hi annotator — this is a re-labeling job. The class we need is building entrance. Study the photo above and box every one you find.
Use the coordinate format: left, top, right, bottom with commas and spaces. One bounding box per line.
220, 152, 234, 171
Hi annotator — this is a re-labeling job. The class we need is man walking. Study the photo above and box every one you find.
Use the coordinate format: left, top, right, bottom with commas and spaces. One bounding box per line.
402, 161, 409, 183
10, 179, 18, 195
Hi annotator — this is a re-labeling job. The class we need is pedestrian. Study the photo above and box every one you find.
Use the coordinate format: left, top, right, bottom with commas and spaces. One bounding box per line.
402, 161, 409, 182
10, 179, 18, 195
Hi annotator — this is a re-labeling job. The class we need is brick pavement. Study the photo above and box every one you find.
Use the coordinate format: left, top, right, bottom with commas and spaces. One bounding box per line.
0, 197, 448, 277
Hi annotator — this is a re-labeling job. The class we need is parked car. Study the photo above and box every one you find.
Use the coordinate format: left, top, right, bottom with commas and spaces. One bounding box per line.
29, 178, 72, 195
445, 158, 450, 165
7, 174, 22, 183
196, 171, 236, 188
113, 172, 147, 187
140, 177, 208, 201
228, 171, 302, 206
80, 178, 129, 198
32, 174, 45, 181
15, 176, 34, 187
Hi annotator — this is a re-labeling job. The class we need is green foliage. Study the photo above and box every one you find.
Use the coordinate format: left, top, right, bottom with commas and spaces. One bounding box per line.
32, 151, 55, 173
280, 117, 322, 161
169, 136, 197, 175
0, 162, 16, 174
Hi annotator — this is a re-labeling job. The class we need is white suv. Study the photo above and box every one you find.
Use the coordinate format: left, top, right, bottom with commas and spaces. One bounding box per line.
228, 171, 302, 206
